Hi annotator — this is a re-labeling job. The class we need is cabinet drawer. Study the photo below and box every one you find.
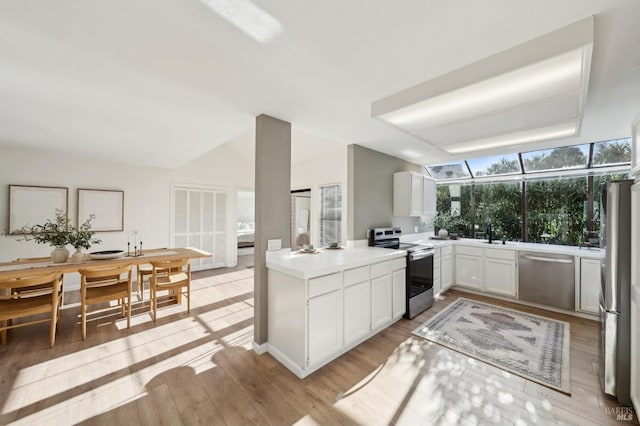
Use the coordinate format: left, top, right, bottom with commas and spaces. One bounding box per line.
308, 272, 341, 298
441, 245, 453, 256
455, 245, 483, 257
344, 266, 370, 287
371, 261, 392, 279
392, 257, 406, 271
485, 248, 516, 261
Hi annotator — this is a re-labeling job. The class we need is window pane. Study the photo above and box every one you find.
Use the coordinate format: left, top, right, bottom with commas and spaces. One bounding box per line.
474, 182, 522, 240
522, 144, 589, 172
319, 185, 341, 247
525, 177, 587, 245
435, 184, 473, 238
592, 138, 631, 166
467, 154, 521, 177
426, 162, 470, 180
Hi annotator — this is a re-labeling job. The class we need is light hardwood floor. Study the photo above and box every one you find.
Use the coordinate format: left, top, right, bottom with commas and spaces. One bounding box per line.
0, 259, 636, 425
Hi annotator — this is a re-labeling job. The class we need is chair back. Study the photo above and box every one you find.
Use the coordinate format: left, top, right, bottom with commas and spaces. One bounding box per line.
150, 259, 190, 279
0, 272, 62, 299
79, 265, 132, 288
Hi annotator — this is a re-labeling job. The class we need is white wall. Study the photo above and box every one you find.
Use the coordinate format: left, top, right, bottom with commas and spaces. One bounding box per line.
291, 146, 348, 247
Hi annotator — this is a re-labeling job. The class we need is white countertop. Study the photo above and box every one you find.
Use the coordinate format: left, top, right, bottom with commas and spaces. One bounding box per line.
266, 246, 406, 279
406, 236, 602, 259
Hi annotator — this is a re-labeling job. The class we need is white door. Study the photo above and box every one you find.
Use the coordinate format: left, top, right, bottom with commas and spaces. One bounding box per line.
422, 177, 437, 215
441, 255, 453, 291
580, 258, 601, 314
455, 254, 483, 289
392, 269, 406, 319
308, 289, 342, 366
411, 173, 423, 217
371, 274, 392, 329
484, 258, 517, 297
172, 187, 227, 270
344, 281, 371, 346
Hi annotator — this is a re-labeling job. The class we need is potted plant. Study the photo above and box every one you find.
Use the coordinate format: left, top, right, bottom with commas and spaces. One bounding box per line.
68, 214, 101, 262
17, 210, 101, 263
19, 209, 73, 263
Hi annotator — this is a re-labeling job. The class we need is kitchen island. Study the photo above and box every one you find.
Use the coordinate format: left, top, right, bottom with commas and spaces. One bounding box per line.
266, 246, 406, 378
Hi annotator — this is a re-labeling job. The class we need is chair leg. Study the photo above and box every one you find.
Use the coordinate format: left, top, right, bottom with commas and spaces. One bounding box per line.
82, 303, 87, 340
187, 283, 190, 314
152, 288, 157, 322
127, 296, 131, 329
50, 302, 58, 348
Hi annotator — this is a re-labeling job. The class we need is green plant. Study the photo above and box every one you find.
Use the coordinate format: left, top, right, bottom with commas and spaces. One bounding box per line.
431, 212, 470, 235
17, 209, 101, 250
69, 214, 101, 249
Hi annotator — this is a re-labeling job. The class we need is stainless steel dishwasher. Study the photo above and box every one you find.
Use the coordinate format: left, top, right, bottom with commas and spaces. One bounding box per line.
518, 251, 575, 310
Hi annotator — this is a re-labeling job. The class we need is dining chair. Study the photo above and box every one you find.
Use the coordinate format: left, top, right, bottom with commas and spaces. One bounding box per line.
78, 264, 133, 340
15, 257, 65, 305
0, 272, 63, 347
149, 259, 191, 322
135, 248, 168, 300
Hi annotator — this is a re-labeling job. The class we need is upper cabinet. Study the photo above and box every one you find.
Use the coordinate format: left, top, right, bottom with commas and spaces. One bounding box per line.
632, 112, 640, 177
394, 171, 437, 217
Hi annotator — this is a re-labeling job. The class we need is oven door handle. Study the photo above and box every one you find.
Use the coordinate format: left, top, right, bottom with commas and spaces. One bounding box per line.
409, 251, 434, 261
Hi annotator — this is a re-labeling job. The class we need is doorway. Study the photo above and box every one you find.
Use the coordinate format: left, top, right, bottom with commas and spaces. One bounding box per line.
291, 189, 311, 249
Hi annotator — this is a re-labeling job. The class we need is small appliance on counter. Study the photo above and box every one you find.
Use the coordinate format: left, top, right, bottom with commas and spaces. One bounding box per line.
369, 227, 434, 318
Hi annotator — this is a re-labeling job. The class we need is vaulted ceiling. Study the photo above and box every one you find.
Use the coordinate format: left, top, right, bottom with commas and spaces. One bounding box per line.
1, 1, 639, 168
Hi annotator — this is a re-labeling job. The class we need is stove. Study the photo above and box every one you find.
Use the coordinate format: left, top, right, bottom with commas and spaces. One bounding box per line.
369, 227, 434, 318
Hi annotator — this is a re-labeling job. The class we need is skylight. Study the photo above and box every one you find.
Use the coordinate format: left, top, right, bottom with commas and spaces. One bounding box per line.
426, 138, 631, 181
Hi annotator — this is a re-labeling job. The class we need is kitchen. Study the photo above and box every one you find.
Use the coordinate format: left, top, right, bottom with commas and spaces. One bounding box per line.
1, 1, 640, 424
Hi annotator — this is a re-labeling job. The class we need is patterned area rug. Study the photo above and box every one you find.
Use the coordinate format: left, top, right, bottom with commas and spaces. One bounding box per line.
412, 298, 571, 394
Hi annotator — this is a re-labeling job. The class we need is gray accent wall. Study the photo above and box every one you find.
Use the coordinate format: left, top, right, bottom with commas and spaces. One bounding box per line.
347, 144, 427, 241
254, 114, 291, 345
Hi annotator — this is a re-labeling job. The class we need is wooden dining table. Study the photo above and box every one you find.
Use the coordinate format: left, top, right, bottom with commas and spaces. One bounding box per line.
0, 247, 212, 279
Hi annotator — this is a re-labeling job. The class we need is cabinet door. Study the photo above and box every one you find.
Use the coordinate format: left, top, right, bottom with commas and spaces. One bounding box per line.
344, 281, 370, 346
580, 258, 601, 314
308, 289, 342, 366
441, 255, 453, 291
422, 177, 436, 215
455, 254, 483, 290
484, 258, 517, 297
371, 274, 392, 329
392, 269, 406, 319
411, 174, 422, 217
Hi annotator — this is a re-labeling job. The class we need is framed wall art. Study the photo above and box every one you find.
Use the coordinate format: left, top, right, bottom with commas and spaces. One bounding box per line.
8, 184, 69, 234
77, 189, 124, 232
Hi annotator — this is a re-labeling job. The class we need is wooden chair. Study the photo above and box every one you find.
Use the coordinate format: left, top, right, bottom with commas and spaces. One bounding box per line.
14, 257, 65, 305
78, 264, 133, 340
135, 248, 168, 300
150, 259, 191, 322
0, 272, 63, 347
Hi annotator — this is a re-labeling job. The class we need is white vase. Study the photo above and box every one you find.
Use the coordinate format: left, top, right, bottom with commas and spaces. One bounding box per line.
51, 247, 70, 263
438, 229, 449, 238
70, 248, 84, 263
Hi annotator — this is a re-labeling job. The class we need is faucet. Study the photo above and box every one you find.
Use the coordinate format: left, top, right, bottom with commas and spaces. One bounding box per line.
486, 223, 493, 243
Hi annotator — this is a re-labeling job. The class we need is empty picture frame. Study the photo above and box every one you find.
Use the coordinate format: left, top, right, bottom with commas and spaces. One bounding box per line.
8, 184, 69, 234
77, 189, 124, 232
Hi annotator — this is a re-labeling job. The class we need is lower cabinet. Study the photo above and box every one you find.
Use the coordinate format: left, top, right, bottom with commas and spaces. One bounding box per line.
455, 251, 483, 290
579, 258, 600, 314
268, 256, 406, 378
308, 288, 342, 366
371, 274, 392, 329
484, 248, 517, 297
344, 280, 370, 346
441, 246, 453, 292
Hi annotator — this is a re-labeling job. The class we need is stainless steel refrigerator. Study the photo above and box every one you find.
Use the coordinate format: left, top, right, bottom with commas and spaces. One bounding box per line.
600, 179, 633, 406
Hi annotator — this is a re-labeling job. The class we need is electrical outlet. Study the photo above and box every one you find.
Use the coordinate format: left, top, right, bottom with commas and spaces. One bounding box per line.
267, 239, 281, 251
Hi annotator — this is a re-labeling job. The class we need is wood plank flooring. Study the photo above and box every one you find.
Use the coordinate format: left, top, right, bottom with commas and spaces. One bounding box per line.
0, 258, 636, 425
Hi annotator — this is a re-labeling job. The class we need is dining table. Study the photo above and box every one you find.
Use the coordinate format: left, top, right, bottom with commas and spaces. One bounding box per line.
0, 247, 212, 279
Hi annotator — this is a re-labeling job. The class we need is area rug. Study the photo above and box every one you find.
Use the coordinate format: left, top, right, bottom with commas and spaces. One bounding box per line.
412, 298, 571, 394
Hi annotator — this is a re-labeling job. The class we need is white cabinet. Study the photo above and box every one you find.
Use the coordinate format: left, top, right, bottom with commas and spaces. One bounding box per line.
344, 266, 371, 346
393, 171, 436, 217
455, 246, 483, 290
579, 258, 600, 314
371, 260, 392, 329
441, 245, 453, 292
308, 287, 342, 366
433, 248, 441, 296
422, 176, 437, 215
484, 248, 517, 297
392, 270, 406, 319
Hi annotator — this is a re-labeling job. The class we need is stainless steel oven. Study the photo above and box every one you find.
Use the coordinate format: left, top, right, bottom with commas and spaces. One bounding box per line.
369, 227, 434, 319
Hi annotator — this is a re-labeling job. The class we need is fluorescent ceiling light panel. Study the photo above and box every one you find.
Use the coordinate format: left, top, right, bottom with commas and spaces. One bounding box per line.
444, 121, 577, 154
371, 16, 593, 155
379, 49, 584, 130
198, 0, 282, 43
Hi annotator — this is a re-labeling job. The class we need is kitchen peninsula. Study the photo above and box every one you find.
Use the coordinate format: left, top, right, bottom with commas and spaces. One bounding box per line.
266, 246, 406, 378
